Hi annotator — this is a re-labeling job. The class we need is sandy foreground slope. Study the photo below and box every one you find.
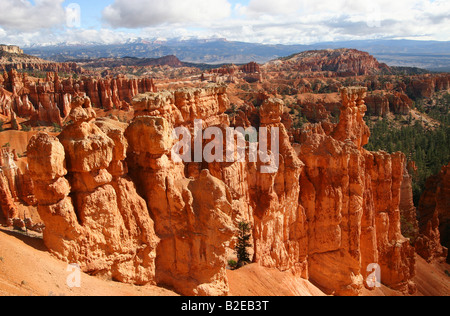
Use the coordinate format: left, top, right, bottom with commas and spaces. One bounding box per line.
0, 228, 449, 296
0, 229, 177, 296
227, 265, 326, 296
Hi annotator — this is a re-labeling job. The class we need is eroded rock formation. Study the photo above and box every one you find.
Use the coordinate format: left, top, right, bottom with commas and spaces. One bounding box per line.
399, 166, 420, 243
0, 45, 82, 74
24, 84, 421, 296
297, 87, 416, 295
410, 74, 450, 99
416, 163, 449, 262
365, 91, 413, 116
263, 49, 390, 76
0, 147, 40, 229
27, 91, 236, 296
0, 45, 24, 55
27, 96, 159, 284
240, 62, 261, 74
0, 167, 19, 226
126, 88, 236, 295
132, 84, 230, 127
0, 70, 157, 126
249, 98, 308, 277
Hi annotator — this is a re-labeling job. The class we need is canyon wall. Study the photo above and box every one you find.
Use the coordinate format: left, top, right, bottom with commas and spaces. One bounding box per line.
26, 91, 236, 296
22, 84, 421, 296
409, 74, 450, 99
0, 146, 39, 229
297, 87, 415, 295
0, 62, 82, 75
27, 96, 160, 285
416, 163, 449, 262
0, 45, 82, 74
0, 70, 157, 126
0, 45, 24, 55
365, 91, 413, 116
399, 166, 420, 243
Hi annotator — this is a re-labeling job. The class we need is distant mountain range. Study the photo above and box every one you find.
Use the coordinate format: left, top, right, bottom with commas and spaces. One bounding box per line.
23, 39, 450, 72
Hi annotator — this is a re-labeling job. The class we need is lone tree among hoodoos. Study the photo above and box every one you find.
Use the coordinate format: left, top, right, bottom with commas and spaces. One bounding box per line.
236, 221, 252, 268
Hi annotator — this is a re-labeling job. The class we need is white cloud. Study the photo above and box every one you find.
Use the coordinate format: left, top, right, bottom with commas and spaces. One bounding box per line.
0, 0, 66, 32
241, 0, 304, 17
62, 28, 136, 45
228, 0, 450, 43
0, 0, 448, 46
101, 0, 447, 45
0, 28, 137, 47
103, 0, 232, 28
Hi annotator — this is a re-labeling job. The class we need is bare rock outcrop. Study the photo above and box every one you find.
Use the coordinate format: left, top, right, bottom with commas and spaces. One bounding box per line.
416, 163, 450, 262
365, 91, 413, 117
185, 86, 416, 295
129, 85, 418, 296
27, 96, 159, 284
410, 74, 450, 99
365, 93, 390, 117
0, 45, 24, 55
250, 98, 308, 277
0, 147, 39, 229
297, 87, 416, 295
240, 62, 261, 74
0, 168, 19, 226
23, 87, 237, 296
264, 49, 390, 77
132, 84, 230, 127
23, 83, 426, 297
125, 114, 235, 296
0, 70, 157, 126
399, 167, 420, 243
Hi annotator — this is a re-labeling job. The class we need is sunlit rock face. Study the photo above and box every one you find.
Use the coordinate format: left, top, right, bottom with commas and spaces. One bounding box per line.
0, 70, 156, 126
27, 96, 159, 285
24, 85, 422, 296
416, 163, 449, 263
298, 87, 416, 295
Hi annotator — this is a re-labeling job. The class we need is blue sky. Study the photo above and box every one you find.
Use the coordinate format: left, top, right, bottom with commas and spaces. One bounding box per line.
0, 0, 449, 46
74, 0, 250, 25
73, 0, 110, 29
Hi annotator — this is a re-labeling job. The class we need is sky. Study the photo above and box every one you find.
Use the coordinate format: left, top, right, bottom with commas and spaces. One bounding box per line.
0, 0, 449, 47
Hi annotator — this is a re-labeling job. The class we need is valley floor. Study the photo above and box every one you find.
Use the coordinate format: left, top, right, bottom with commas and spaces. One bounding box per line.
0, 229, 448, 296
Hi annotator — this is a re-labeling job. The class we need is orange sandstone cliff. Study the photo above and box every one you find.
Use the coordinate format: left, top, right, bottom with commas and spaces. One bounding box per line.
416, 164, 449, 263
297, 87, 415, 295
27, 96, 159, 285
23, 84, 423, 296
0, 70, 157, 126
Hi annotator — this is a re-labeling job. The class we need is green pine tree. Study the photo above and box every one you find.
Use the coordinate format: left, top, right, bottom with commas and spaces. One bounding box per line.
236, 221, 252, 268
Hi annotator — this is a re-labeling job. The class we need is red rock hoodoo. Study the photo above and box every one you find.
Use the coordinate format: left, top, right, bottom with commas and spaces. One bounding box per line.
27, 96, 159, 285
416, 163, 449, 263
25, 84, 421, 296
297, 87, 415, 295
0, 70, 157, 126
